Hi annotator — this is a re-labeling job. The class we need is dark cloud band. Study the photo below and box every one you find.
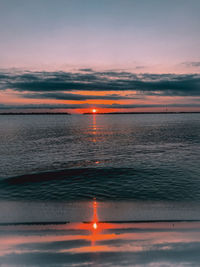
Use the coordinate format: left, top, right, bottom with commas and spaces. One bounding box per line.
23, 92, 138, 101
0, 103, 199, 110
0, 70, 200, 97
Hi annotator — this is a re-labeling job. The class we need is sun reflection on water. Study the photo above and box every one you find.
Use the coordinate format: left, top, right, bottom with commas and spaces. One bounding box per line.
0, 201, 199, 265
93, 222, 97, 229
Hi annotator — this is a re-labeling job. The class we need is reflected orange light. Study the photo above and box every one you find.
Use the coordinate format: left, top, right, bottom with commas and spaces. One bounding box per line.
93, 200, 98, 225
93, 222, 97, 229
91, 200, 99, 245
73, 201, 117, 249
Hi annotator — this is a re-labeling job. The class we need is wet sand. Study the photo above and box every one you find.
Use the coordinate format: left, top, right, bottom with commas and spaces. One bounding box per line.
0, 201, 200, 266
0, 221, 200, 266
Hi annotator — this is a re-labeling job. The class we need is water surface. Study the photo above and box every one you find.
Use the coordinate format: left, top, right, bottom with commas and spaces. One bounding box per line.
0, 114, 199, 201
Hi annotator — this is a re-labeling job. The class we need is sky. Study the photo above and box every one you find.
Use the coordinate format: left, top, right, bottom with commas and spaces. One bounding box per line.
0, 0, 200, 113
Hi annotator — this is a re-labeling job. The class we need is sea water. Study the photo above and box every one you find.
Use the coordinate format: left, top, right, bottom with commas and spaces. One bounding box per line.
0, 113, 199, 203
0, 114, 200, 266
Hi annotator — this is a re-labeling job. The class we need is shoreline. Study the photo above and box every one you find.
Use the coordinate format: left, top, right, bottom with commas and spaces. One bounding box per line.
0, 200, 199, 224
0, 220, 199, 266
0, 111, 200, 115
83, 111, 200, 115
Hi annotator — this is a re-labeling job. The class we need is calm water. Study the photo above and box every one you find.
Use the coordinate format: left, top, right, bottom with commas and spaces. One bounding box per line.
1, 221, 200, 267
0, 114, 200, 201
0, 114, 200, 266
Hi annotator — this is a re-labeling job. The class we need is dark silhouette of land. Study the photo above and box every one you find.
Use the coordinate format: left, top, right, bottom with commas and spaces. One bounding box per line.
83, 111, 200, 115
0, 111, 199, 115
0, 112, 71, 115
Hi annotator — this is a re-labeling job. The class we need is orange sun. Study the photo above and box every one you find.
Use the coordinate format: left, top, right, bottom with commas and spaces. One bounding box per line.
92, 109, 97, 113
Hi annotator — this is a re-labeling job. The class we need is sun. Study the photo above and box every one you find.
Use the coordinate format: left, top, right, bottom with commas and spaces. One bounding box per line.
92, 109, 97, 113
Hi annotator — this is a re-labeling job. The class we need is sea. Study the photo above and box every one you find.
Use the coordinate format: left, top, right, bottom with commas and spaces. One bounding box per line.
0, 113, 200, 266
0, 113, 199, 202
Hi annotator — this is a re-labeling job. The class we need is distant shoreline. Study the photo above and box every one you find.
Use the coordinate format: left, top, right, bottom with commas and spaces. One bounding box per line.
0, 111, 200, 115
83, 111, 200, 115
0, 112, 71, 115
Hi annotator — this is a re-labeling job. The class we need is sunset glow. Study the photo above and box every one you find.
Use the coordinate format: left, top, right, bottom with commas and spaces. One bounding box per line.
0, 1, 200, 266
0, 1, 199, 114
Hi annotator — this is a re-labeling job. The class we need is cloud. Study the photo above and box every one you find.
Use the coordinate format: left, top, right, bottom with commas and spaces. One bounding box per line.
79, 68, 94, 72
0, 70, 199, 96
135, 66, 146, 69
0, 103, 199, 110
182, 61, 200, 68
23, 92, 138, 101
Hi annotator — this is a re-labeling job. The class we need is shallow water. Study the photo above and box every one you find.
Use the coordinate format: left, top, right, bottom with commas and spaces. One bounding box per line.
0, 201, 200, 267
0, 114, 200, 266
1, 222, 200, 267
0, 114, 199, 201
0, 200, 200, 224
